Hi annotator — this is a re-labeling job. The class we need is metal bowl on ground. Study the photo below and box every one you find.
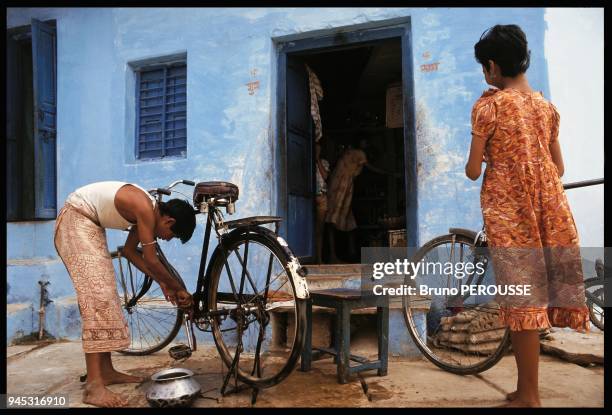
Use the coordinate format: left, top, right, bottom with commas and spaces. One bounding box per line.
145, 367, 201, 407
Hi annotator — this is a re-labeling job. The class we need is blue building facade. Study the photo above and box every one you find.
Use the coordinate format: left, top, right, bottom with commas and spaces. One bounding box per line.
6, 8, 551, 352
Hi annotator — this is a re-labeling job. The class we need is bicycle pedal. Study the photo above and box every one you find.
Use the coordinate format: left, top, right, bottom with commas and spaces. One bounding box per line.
169, 344, 192, 360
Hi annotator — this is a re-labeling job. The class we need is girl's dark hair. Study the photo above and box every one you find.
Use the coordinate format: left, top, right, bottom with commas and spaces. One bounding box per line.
474, 24, 531, 77
158, 199, 196, 243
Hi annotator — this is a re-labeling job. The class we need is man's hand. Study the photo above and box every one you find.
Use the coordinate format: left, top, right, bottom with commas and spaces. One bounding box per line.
158, 281, 177, 304
176, 290, 194, 320
176, 289, 193, 308
159, 282, 193, 317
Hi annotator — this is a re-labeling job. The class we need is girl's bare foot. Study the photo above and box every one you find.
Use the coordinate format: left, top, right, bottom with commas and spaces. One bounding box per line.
506, 390, 518, 401
102, 369, 145, 385
499, 397, 541, 407
83, 380, 129, 407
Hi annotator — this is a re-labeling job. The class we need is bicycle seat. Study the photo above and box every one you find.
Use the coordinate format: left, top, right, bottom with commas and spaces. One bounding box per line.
193, 181, 239, 206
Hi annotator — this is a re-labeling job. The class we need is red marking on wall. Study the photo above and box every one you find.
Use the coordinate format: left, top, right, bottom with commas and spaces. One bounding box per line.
420, 62, 440, 73
246, 80, 260, 95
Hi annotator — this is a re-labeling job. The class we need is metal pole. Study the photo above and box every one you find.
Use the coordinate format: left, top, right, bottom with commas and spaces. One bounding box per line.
562, 178, 604, 190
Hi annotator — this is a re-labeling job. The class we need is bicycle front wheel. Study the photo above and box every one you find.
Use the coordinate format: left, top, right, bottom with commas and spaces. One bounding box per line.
585, 277, 605, 331
403, 234, 510, 375
111, 248, 183, 355
206, 227, 307, 388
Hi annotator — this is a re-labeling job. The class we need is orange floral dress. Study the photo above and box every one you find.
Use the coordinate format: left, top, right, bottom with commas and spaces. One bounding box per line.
471, 88, 589, 332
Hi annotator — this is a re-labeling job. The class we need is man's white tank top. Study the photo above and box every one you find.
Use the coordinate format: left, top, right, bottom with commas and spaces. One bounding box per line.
66, 181, 156, 230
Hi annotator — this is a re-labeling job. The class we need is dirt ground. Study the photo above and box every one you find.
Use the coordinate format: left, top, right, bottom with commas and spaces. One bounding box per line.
6, 338, 604, 408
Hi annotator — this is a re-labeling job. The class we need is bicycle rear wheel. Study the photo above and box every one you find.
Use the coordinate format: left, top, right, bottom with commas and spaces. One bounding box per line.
111, 248, 183, 355
402, 234, 510, 375
206, 227, 307, 388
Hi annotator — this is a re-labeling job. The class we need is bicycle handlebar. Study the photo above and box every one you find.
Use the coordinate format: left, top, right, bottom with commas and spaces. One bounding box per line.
562, 178, 604, 190
150, 179, 196, 197
166, 179, 196, 190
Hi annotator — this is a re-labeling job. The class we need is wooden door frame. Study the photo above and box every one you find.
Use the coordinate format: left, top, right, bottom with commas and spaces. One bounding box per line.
274, 16, 419, 252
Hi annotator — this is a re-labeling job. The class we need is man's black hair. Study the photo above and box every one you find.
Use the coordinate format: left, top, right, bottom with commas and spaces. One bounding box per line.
158, 199, 196, 244
474, 24, 531, 77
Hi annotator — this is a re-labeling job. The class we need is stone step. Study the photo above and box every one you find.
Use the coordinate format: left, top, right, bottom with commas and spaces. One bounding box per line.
303, 264, 363, 291
305, 275, 361, 291
303, 264, 364, 275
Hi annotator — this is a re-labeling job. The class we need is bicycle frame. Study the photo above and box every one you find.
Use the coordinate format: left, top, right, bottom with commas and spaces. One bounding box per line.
143, 180, 309, 330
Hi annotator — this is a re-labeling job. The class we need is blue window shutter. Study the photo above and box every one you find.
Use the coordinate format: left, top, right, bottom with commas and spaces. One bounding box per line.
31, 19, 57, 219
164, 64, 187, 157
137, 62, 186, 159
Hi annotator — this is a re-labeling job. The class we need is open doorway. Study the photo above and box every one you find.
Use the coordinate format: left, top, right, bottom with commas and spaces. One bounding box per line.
302, 39, 405, 263
277, 21, 417, 265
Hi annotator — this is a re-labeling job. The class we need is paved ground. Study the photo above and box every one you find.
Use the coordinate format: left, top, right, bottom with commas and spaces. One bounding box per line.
6, 337, 603, 408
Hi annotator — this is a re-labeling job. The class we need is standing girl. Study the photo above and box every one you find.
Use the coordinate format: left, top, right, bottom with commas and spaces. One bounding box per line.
466, 24, 590, 407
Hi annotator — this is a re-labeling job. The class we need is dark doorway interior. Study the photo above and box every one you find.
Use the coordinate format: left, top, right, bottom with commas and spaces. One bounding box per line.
7, 19, 57, 221
7, 31, 35, 220
295, 38, 406, 263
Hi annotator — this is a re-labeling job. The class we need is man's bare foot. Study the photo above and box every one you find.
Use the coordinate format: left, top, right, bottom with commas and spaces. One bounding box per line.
102, 369, 145, 385
83, 380, 129, 407
498, 397, 541, 407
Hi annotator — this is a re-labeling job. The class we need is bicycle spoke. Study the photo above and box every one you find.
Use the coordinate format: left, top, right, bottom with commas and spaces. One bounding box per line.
263, 251, 275, 304
238, 241, 249, 296
133, 310, 146, 351
224, 249, 290, 308
138, 311, 173, 342
136, 307, 177, 323
221, 248, 242, 304
234, 245, 264, 296
250, 306, 267, 377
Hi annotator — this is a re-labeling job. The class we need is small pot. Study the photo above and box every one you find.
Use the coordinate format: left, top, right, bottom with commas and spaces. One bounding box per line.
145, 368, 201, 408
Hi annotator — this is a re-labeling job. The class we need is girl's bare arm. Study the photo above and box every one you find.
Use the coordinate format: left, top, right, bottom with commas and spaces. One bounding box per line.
548, 139, 565, 177
465, 134, 487, 180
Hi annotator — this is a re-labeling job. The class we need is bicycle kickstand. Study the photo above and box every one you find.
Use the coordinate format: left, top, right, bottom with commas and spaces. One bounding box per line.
184, 314, 197, 351
220, 341, 241, 396
219, 328, 259, 405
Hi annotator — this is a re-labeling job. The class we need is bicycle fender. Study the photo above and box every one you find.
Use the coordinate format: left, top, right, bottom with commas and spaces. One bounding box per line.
448, 227, 478, 241
244, 226, 309, 300
275, 235, 310, 300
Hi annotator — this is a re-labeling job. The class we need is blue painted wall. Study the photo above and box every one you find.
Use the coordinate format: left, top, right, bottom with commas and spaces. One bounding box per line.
6, 7, 550, 349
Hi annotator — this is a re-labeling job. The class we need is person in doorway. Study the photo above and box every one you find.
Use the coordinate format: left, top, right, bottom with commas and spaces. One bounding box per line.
466, 25, 589, 407
326, 139, 400, 262
315, 141, 330, 263
53, 181, 196, 407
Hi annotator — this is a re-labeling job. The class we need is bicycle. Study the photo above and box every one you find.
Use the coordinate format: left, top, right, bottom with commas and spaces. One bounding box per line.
585, 258, 605, 331
402, 178, 604, 375
110, 180, 309, 391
